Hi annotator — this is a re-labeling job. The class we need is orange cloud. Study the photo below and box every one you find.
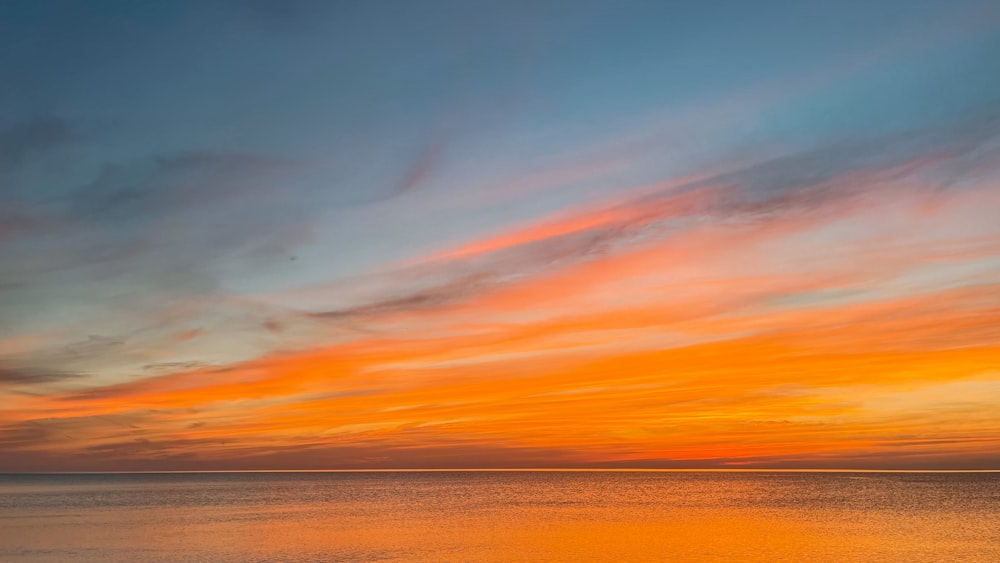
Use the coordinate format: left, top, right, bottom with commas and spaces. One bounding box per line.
4, 139, 1000, 471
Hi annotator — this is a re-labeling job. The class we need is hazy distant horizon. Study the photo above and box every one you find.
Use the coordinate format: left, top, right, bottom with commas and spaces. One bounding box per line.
5, 458, 1000, 474
6, 468, 1000, 475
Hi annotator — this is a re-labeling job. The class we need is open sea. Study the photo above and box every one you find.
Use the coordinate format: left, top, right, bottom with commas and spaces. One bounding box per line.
1, 471, 998, 562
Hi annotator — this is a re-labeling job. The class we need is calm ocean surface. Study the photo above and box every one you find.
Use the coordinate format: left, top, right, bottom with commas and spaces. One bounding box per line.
1, 471, 997, 562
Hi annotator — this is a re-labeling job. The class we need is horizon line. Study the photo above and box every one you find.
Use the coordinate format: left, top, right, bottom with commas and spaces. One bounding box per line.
4, 468, 1000, 475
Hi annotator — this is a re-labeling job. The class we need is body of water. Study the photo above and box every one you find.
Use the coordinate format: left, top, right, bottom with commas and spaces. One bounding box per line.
1, 471, 998, 562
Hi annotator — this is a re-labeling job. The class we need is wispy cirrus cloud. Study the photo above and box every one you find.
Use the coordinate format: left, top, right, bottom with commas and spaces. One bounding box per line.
5, 162, 998, 468
3, 0, 1000, 470
284, 117, 1000, 337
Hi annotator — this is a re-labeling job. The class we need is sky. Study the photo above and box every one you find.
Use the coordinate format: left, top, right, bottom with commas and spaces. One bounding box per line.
1, 0, 1000, 471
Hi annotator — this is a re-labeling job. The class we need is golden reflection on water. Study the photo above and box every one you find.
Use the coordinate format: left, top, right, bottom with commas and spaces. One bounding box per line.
1, 471, 998, 562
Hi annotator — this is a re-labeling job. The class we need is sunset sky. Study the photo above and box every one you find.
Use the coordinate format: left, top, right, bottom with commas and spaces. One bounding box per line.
2, 0, 1000, 471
